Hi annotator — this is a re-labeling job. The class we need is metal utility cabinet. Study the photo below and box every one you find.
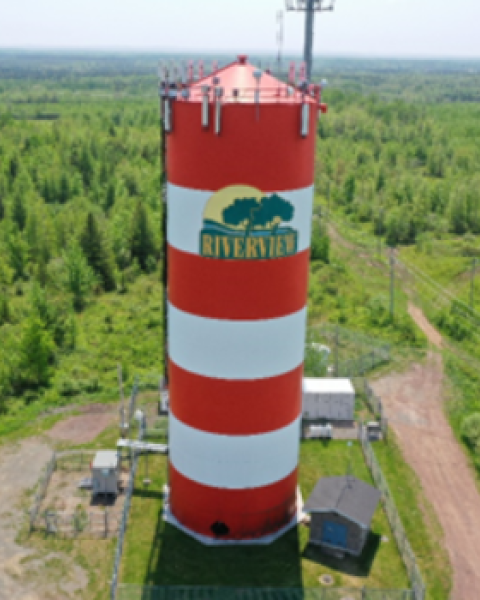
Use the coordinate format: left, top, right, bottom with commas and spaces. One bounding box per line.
92, 451, 119, 497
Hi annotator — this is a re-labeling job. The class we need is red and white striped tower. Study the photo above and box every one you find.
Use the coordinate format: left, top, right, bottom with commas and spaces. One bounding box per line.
165, 55, 324, 541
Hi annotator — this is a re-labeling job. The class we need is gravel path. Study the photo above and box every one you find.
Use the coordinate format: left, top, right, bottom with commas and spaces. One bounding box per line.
373, 306, 480, 600
0, 438, 52, 600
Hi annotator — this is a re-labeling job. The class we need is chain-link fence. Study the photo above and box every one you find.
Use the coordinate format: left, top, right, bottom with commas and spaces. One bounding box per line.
111, 414, 145, 600
116, 584, 414, 600
54, 449, 98, 471
40, 509, 121, 539
356, 379, 388, 439
29, 449, 128, 539
128, 376, 140, 422
307, 324, 391, 378
29, 451, 57, 531
359, 428, 425, 600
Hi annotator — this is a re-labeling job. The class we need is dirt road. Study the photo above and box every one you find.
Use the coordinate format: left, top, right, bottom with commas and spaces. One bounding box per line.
0, 438, 55, 600
373, 305, 480, 600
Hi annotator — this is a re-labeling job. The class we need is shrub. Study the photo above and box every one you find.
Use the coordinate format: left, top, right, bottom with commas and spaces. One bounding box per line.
461, 413, 480, 452
367, 294, 391, 328
434, 307, 471, 342
310, 219, 330, 263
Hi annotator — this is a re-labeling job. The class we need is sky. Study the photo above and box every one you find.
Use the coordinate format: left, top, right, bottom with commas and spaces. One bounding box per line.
0, 0, 479, 59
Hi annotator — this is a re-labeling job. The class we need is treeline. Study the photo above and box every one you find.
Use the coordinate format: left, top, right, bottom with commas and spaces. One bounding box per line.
0, 101, 163, 404
318, 90, 480, 245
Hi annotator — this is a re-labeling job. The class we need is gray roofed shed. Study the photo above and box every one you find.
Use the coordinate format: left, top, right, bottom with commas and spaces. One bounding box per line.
304, 476, 381, 527
302, 378, 355, 421
303, 476, 381, 556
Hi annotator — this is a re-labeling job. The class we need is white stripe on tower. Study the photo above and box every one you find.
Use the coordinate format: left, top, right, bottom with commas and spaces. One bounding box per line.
167, 183, 314, 256
168, 303, 307, 380
169, 413, 300, 489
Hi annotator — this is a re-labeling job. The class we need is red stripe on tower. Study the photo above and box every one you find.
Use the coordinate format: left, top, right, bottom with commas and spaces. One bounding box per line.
165, 56, 320, 541
168, 246, 310, 320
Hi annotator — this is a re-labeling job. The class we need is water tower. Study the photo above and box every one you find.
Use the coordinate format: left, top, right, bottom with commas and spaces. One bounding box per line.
163, 55, 325, 542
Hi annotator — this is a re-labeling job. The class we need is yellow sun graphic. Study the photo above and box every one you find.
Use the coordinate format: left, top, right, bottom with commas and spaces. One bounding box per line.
203, 185, 263, 231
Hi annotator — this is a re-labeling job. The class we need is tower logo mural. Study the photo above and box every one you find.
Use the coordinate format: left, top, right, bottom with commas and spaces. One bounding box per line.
200, 185, 298, 260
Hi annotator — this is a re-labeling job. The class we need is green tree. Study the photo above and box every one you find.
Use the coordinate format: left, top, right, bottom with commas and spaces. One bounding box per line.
0, 294, 11, 326
104, 181, 116, 211
35, 255, 49, 288
376, 169, 386, 193
310, 218, 330, 263
20, 314, 55, 389
448, 192, 468, 235
59, 172, 70, 204
0, 256, 14, 288
344, 175, 356, 204
12, 192, 27, 231
0, 193, 5, 221
62, 242, 97, 311
6, 229, 29, 280
9, 156, 19, 185
80, 212, 116, 291
79, 145, 94, 188
130, 201, 155, 271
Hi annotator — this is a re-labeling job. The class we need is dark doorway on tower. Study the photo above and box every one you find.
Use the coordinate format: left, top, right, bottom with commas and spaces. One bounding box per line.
210, 521, 230, 537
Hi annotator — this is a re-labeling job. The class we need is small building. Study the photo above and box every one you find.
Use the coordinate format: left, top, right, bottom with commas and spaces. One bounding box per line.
303, 476, 381, 556
302, 378, 355, 421
91, 451, 119, 497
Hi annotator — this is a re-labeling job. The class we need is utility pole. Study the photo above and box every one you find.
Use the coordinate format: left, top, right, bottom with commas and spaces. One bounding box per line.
390, 250, 396, 320
158, 63, 169, 385
377, 207, 384, 259
470, 258, 477, 310
285, 0, 335, 82
326, 179, 330, 219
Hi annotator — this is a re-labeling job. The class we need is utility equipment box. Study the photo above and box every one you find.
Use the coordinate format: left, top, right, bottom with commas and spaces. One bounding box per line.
91, 451, 119, 497
302, 378, 355, 421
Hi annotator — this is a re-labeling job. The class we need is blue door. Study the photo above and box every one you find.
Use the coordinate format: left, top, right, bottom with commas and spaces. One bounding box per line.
322, 520, 347, 548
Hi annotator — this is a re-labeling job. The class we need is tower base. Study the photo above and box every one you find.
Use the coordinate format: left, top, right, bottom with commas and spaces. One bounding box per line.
162, 485, 304, 546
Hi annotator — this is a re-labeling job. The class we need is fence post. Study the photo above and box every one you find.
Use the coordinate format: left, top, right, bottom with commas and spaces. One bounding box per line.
335, 324, 339, 377
105, 509, 109, 538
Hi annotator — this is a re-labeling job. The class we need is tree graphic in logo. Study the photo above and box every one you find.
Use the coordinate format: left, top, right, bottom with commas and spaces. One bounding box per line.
222, 194, 295, 237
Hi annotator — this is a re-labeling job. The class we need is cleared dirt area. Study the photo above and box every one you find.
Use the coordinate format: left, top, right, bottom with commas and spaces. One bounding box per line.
373, 306, 480, 600
0, 437, 89, 600
47, 403, 117, 444
0, 401, 123, 599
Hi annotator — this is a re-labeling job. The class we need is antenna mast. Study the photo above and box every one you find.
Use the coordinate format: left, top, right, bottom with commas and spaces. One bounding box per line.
285, 0, 335, 82
276, 10, 284, 77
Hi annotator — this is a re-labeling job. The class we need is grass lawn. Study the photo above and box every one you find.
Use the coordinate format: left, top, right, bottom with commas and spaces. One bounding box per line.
120, 441, 409, 591
19, 531, 117, 600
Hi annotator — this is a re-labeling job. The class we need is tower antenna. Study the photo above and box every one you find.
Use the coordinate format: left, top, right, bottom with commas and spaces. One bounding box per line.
276, 10, 284, 77
285, 0, 335, 82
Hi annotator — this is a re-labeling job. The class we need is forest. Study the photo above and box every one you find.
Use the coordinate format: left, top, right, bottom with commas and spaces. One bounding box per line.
1, 52, 480, 442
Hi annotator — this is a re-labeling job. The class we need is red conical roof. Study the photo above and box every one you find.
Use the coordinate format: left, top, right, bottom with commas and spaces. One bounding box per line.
184, 55, 318, 105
